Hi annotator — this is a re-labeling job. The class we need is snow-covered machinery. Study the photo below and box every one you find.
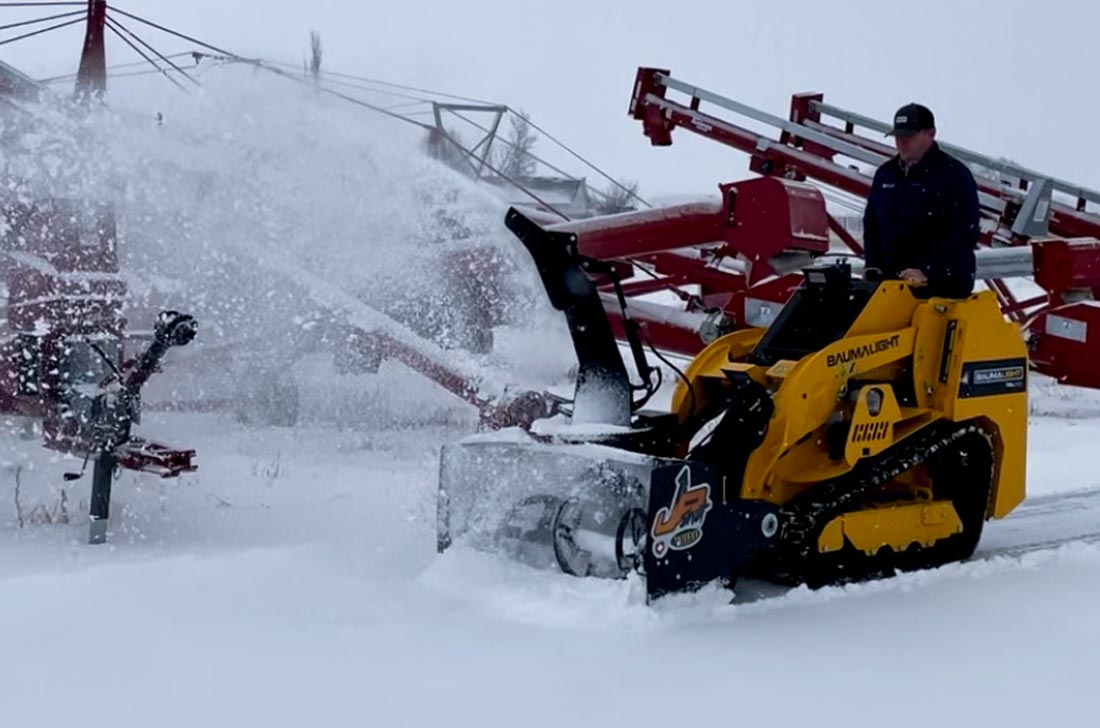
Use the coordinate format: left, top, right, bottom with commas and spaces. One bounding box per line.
438, 208, 1029, 600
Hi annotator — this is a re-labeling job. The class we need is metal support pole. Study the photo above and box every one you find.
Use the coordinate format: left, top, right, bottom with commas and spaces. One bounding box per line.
88, 449, 116, 544
74, 0, 106, 100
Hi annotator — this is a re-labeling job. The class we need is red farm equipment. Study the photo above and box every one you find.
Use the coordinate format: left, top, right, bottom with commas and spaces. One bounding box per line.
536, 67, 1100, 395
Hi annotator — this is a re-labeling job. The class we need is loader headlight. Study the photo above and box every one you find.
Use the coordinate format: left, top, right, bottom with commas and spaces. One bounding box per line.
760, 512, 779, 539
866, 387, 884, 417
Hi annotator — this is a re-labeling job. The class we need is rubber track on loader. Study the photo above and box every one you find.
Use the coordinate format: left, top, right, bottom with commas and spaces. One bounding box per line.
778, 420, 988, 561
731, 477, 1100, 605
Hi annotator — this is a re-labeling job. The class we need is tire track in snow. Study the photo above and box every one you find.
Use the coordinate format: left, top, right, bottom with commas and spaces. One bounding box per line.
978, 485, 1100, 558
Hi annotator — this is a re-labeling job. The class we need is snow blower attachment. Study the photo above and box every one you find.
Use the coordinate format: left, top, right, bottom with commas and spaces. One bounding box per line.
437, 208, 1029, 601
438, 207, 679, 579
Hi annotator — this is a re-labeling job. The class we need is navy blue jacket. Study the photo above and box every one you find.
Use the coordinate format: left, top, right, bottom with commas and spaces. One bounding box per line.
863, 143, 979, 298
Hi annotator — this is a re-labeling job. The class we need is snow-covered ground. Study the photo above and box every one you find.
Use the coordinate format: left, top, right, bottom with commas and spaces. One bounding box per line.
3, 375, 1100, 728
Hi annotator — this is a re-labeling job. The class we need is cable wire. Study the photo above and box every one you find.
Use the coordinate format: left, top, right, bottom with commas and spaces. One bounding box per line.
103, 15, 187, 92
316, 75, 433, 105
37, 51, 195, 82
0, 8, 82, 32
0, 13, 81, 46
106, 12, 199, 86
445, 107, 587, 186
42, 8, 578, 220
105, 5, 247, 60
259, 58, 497, 105
519, 111, 651, 209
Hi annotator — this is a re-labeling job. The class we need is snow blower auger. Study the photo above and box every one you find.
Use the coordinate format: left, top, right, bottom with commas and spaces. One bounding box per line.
436, 207, 1029, 601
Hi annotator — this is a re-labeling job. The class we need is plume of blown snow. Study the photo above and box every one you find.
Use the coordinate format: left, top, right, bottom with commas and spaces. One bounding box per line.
0, 64, 576, 426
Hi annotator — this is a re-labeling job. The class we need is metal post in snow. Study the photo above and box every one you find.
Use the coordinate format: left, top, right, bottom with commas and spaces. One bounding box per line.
88, 449, 116, 544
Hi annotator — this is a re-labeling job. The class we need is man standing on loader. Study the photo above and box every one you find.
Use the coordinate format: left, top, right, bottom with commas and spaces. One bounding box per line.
862, 103, 979, 298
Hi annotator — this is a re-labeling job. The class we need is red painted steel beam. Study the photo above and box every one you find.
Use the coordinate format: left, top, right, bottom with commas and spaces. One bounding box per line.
605, 312, 702, 358
1032, 237, 1100, 304
827, 213, 863, 255
666, 99, 875, 197
609, 274, 689, 298
987, 279, 1026, 322
1029, 303, 1100, 389
361, 330, 558, 429
631, 68, 874, 198
625, 69, 1100, 395
75, 0, 107, 98
602, 298, 708, 358
647, 253, 749, 294
1000, 294, 1048, 315
550, 176, 829, 295
549, 201, 725, 260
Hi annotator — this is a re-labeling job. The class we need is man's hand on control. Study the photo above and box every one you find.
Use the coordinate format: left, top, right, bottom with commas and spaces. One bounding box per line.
900, 268, 928, 286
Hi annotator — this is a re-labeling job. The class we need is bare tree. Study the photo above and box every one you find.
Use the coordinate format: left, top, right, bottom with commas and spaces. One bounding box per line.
305, 31, 322, 83
498, 110, 538, 180
595, 179, 641, 214
423, 127, 472, 171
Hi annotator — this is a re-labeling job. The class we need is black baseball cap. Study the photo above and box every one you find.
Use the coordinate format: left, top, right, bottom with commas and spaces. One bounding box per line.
886, 103, 935, 137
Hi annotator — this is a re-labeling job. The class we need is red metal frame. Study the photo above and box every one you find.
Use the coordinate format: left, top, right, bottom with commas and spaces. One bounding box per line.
550, 176, 829, 274
1027, 304, 1100, 389
532, 175, 831, 356
610, 66, 1100, 383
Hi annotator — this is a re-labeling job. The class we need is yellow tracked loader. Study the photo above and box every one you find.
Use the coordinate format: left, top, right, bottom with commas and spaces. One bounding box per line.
437, 209, 1027, 601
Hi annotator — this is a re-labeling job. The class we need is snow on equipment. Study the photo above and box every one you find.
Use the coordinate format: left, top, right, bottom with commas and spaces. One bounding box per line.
438, 207, 1028, 600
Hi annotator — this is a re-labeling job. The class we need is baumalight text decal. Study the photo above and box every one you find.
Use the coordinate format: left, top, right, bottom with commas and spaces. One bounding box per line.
827, 334, 902, 368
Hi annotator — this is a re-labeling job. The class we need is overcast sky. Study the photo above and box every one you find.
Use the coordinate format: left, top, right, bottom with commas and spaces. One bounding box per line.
2, 0, 1098, 198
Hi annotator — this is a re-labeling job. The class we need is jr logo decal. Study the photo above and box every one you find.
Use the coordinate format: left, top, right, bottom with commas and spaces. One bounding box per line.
651, 465, 714, 559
